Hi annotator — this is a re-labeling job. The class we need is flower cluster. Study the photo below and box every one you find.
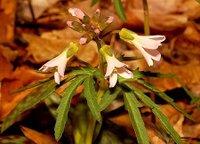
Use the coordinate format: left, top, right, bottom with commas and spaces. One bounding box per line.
67, 8, 114, 45
39, 8, 165, 87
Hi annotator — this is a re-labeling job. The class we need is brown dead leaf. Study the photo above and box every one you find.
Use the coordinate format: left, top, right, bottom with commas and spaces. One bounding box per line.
109, 103, 186, 142
0, 66, 49, 119
42, 29, 99, 66
0, 51, 13, 81
21, 126, 59, 144
160, 104, 185, 137
23, 33, 69, 63
0, 45, 18, 62
0, 0, 16, 43
76, 41, 98, 67
151, 60, 200, 92
124, 0, 200, 31
17, 0, 59, 21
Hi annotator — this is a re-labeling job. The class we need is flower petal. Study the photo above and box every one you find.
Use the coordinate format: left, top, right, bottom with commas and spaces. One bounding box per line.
118, 67, 134, 79
145, 49, 161, 61
133, 40, 154, 66
57, 57, 68, 77
137, 35, 165, 50
108, 56, 126, 68
109, 72, 118, 88
143, 35, 166, 42
105, 56, 126, 77
54, 72, 61, 84
105, 60, 115, 77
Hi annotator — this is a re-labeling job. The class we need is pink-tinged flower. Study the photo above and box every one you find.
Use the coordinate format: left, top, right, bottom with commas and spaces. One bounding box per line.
119, 28, 166, 66
101, 45, 133, 88
66, 21, 73, 28
79, 37, 87, 45
68, 8, 85, 20
39, 42, 78, 84
106, 16, 114, 24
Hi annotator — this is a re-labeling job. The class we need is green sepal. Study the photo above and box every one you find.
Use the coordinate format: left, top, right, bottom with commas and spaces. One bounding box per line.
119, 28, 135, 42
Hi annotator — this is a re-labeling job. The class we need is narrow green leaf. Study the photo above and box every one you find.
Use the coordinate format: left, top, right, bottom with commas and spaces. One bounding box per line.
134, 71, 194, 99
123, 83, 160, 109
123, 91, 149, 144
91, 0, 100, 6
114, 0, 127, 22
54, 76, 86, 141
152, 109, 184, 144
99, 87, 121, 111
136, 79, 194, 121
1, 80, 56, 133
124, 84, 184, 144
11, 77, 53, 94
71, 67, 96, 76
0, 135, 34, 144
83, 76, 102, 122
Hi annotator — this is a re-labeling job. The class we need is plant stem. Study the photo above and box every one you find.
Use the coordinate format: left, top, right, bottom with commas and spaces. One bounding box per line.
142, 0, 150, 35
85, 114, 96, 144
85, 38, 106, 144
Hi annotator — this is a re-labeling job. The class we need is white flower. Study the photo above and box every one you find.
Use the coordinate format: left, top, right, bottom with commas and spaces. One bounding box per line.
39, 50, 69, 84
39, 42, 78, 84
119, 28, 166, 66
101, 45, 133, 88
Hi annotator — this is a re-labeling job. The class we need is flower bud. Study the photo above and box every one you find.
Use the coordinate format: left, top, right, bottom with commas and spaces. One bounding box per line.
67, 21, 85, 32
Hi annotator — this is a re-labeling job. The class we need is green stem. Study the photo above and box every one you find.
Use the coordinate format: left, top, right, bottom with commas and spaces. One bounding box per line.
142, 0, 150, 35
84, 83, 105, 144
85, 38, 106, 144
85, 114, 96, 144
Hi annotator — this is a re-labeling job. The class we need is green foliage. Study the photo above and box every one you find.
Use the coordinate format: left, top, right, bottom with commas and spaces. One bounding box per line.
113, 0, 127, 22
123, 91, 149, 144
54, 76, 87, 141
124, 83, 184, 144
0, 135, 34, 144
99, 87, 121, 111
11, 77, 53, 94
1, 80, 57, 133
133, 70, 194, 99
83, 76, 102, 122
136, 79, 194, 121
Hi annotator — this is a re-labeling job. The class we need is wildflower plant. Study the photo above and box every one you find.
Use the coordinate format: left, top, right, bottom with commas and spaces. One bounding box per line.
1, 7, 195, 144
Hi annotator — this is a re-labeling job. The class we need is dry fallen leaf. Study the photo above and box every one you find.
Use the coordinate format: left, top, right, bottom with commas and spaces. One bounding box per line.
21, 126, 59, 144
151, 60, 200, 92
0, 0, 16, 43
124, 0, 200, 31
0, 66, 49, 119
0, 45, 18, 62
23, 33, 69, 63
0, 51, 13, 81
